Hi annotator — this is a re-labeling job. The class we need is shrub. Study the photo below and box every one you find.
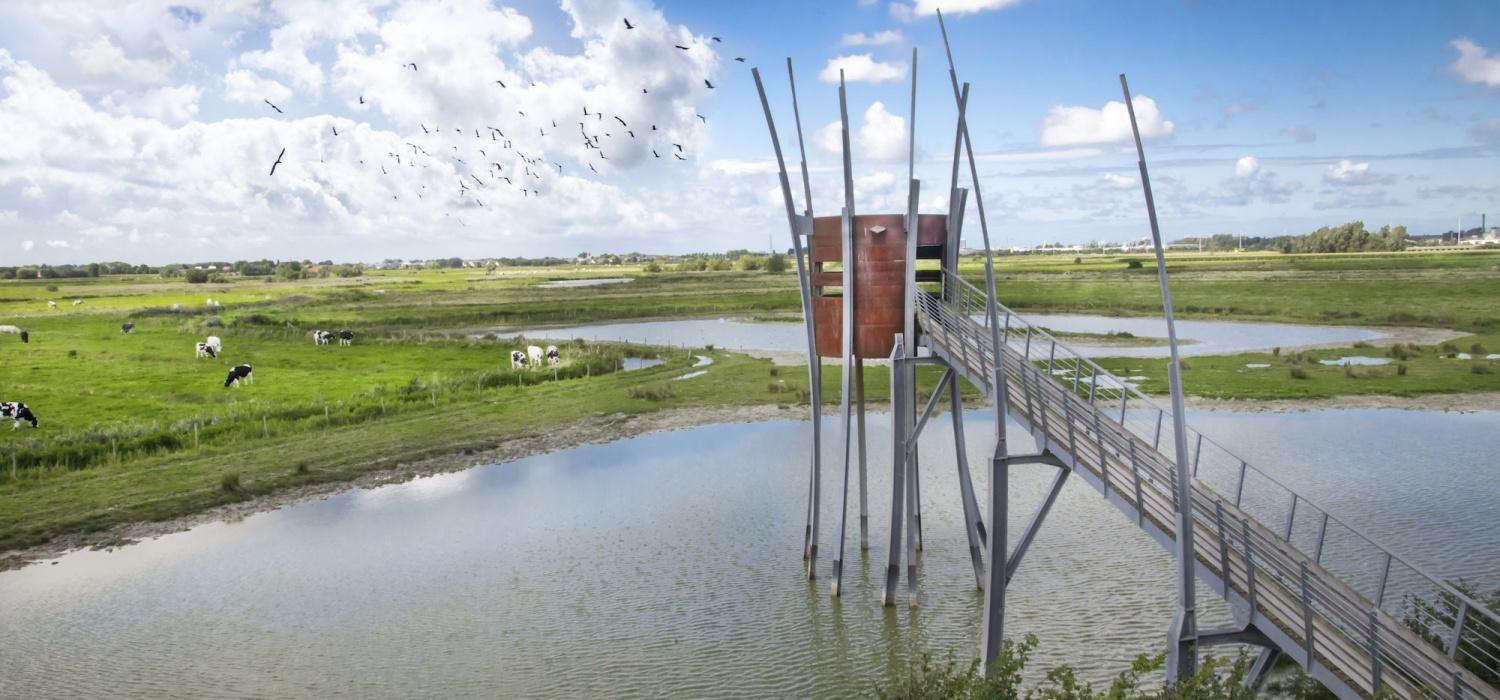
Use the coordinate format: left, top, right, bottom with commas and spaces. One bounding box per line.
1126, 259, 1143, 269
1073, 256, 1082, 265
1290, 367, 1310, 380
644, 260, 663, 273
1471, 343, 1487, 355
1473, 363, 1494, 375
220, 472, 242, 493
1272, 347, 1281, 357
204, 317, 224, 327
626, 384, 675, 401
185, 268, 210, 284
768, 366, 780, 377
45, 284, 58, 292
1387, 344, 1410, 361
1353, 341, 1373, 349
1441, 341, 1460, 354
1397, 364, 1408, 376
765, 253, 788, 274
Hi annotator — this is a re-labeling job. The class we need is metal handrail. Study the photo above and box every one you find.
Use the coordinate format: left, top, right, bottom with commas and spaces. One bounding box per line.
922, 268, 1500, 691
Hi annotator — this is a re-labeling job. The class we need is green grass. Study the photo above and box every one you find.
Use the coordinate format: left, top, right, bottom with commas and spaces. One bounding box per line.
2, 249, 1496, 555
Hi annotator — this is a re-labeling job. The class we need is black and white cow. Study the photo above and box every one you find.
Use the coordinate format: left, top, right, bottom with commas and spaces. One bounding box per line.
0, 401, 38, 429
510, 350, 528, 368
313, 330, 334, 345
195, 341, 217, 358
224, 364, 253, 388
338, 330, 354, 346
0, 325, 27, 343
545, 345, 560, 366
120, 322, 134, 334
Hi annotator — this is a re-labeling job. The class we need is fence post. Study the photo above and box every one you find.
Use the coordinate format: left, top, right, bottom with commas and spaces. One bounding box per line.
1284, 494, 1298, 541
1192, 433, 1203, 477
1300, 562, 1315, 670
1449, 600, 1469, 660
1314, 513, 1329, 563
1234, 460, 1247, 506
194, 422, 199, 448
1153, 409, 1163, 449
1376, 553, 1392, 608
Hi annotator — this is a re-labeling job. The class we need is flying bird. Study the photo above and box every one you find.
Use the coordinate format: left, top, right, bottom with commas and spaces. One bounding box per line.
332, 125, 339, 136
495, 79, 506, 88
674, 153, 685, 160
674, 45, 689, 50
268, 148, 285, 176
403, 62, 418, 71
696, 114, 707, 123
652, 149, 660, 158
623, 18, 634, 29
588, 163, 598, 173
359, 95, 365, 104
712, 36, 722, 42
735, 57, 746, 62
673, 143, 683, 152
263, 99, 283, 114
614, 116, 627, 126
704, 79, 715, 89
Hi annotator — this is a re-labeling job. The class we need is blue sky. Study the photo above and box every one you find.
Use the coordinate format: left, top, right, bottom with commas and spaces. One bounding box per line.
0, 0, 1495, 264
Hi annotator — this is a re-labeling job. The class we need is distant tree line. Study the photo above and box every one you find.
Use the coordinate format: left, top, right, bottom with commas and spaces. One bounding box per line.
0, 262, 154, 279
1180, 221, 1408, 254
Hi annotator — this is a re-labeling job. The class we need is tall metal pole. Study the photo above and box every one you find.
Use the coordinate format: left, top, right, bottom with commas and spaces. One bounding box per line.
902, 48, 924, 586
937, 11, 1011, 677
830, 72, 859, 596
1121, 72, 1199, 682
751, 67, 823, 576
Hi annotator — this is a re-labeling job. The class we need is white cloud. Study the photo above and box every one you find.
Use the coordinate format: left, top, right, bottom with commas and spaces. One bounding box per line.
973, 147, 1103, 163
814, 101, 908, 162
1040, 95, 1174, 146
0, 209, 17, 222
69, 35, 172, 85
46, 239, 70, 248
841, 31, 904, 47
102, 84, 202, 123
224, 69, 292, 105
893, 0, 1023, 20
1448, 37, 1500, 87
1323, 160, 1394, 186
1206, 156, 1300, 206
819, 54, 906, 84
20, 240, 35, 251
1281, 125, 1316, 143
1234, 156, 1260, 179
1100, 172, 1136, 190
711, 159, 778, 175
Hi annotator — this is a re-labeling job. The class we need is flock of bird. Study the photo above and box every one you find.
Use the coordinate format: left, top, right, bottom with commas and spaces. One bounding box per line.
262, 17, 744, 218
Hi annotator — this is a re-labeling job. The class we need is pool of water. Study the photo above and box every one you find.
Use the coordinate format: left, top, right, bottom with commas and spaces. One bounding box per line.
538, 277, 634, 288
1, 409, 1495, 697
621, 357, 665, 371
507, 314, 1388, 359
1318, 356, 1391, 366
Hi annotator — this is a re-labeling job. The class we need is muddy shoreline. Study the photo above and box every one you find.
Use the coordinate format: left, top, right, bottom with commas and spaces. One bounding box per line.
6, 388, 1495, 571
0, 404, 808, 571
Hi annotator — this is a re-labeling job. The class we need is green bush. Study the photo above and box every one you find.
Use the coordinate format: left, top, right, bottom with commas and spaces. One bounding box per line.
1397, 363, 1408, 376
1290, 367, 1310, 380
1126, 260, 1144, 269
765, 253, 789, 274
185, 268, 210, 284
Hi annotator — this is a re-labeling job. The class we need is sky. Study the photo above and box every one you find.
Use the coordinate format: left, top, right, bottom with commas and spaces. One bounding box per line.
0, 0, 1496, 265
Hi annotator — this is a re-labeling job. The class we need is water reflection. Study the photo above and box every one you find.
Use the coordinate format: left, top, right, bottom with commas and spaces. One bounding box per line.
0, 409, 1495, 698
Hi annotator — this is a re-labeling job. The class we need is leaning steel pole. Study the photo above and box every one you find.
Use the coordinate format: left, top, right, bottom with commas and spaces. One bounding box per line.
751, 67, 823, 578
786, 60, 824, 573
937, 10, 1012, 677
1121, 72, 1199, 682
830, 70, 858, 596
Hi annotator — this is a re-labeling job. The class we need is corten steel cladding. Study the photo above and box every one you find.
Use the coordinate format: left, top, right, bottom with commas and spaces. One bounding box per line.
810, 213, 947, 358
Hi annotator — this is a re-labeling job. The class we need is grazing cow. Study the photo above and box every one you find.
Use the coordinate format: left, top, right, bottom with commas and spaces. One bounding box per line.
546, 345, 560, 366
338, 329, 354, 346
72, 299, 83, 307
510, 350, 528, 369
0, 325, 27, 343
120, 322, 134, 334
205, 335, 222, 354
224, 364, 253, 388
313, 330, 334, 345
527, 345, 544, 367
47, 300, 57, 309
0, 402, 38, 429
195, 341, 217, 359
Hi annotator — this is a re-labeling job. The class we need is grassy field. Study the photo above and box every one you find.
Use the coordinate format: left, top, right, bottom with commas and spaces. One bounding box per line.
1, 249, 1496, 555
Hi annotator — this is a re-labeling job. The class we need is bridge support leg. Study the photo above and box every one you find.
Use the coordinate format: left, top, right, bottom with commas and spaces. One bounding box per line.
856, 357, 869, 550
1244, 647, 1281, 692
882, 340, 908, 606
950, 376, 986, 589
904, 361, 920, 607
980, 361, 1011, 677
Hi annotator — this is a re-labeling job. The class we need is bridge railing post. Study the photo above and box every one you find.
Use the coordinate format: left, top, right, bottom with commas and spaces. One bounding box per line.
1369, 610, 1383, 694
1234, 460, 1247, 507
1243, 518, 1257, 618
1314, 512, 1329, 563
1375, 552, 1392, 609
1214, 501, 1229, 595
1449, 600, 1470, 661
1284, 494, 1298, 541
1300, 561, 1316, 670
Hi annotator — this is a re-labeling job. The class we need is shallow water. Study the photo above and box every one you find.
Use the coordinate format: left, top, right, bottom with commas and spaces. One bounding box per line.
621, 357, 664, 371
538, 277, 633, 288
509, 314, 1387, 359
1318, 356, 1391, 366
1, 410, 1495, 698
